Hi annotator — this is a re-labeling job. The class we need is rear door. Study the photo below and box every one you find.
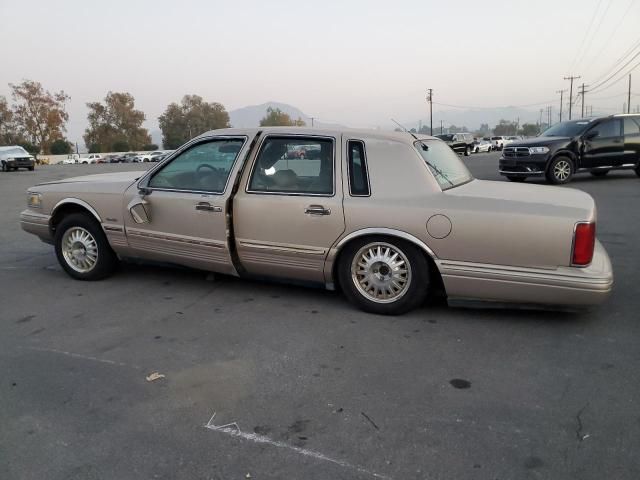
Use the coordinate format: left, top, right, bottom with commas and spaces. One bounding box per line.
233, 134, 345, 283
581, 118, 624, 168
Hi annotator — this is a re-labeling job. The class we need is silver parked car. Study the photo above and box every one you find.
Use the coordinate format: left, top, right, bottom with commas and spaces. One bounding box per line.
20, 127, 613, 315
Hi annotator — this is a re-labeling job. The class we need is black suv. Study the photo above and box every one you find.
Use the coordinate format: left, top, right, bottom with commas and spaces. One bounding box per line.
435, 132, 474, 156
499, 114, 640, 184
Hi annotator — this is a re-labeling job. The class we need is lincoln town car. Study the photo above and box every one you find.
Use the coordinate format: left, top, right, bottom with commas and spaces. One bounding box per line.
20, 127, 613, 314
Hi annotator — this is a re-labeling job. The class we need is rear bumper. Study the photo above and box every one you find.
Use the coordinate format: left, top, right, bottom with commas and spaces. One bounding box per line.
20, 210, 53, 243
438, 240, 613, 307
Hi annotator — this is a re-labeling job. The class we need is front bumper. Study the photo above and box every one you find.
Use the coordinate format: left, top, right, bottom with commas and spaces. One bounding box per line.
5, 159, 35, 169
438, 240, 613, 308
20, 210, 53, 243
499, 154, 549, 176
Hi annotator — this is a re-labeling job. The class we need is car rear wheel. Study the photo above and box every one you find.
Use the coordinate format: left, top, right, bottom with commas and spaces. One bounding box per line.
506, 176, 526, 182
338, 237, 430, 315
546, 156, 574, 184
55, 213, 118, 280
590, 170, 609, 177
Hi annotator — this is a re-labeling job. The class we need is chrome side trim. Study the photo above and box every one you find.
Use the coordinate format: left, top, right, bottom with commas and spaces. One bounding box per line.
335, 228, 438, 259
52, 198, 102, 223
126, 229, 225, 248
238, 239, 327, 256
498, 170, 544, 176
103, 225, 124, 233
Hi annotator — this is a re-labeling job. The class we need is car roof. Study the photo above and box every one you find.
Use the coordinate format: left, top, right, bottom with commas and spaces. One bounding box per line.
197, 126, 438, 144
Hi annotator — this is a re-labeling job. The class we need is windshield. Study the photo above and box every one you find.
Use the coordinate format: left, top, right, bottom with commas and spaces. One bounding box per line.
541, 120, 592, 137
414, 140, 473, 190
435, 134, 454, 141
1, 147, 29, 156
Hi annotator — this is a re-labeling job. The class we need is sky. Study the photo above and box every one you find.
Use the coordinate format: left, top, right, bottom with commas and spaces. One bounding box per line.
1, 0, 639, 145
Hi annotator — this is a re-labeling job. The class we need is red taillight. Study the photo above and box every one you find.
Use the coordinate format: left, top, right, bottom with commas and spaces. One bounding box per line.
572, 222, 596, 266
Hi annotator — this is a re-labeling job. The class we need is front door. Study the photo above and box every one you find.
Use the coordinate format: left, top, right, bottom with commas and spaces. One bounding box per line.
233, 134, 345, 283
122, 136, 249, 274
581, 118, 624, 168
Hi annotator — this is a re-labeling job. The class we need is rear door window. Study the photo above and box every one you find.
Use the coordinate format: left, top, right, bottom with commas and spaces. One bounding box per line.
593, 119, 622, 138
623, 117, 640, 137
347, 140, 370, 196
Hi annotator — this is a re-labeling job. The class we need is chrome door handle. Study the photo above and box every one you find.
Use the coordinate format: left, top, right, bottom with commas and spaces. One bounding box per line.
195, 202, 222, 212
304, 205, 331, 215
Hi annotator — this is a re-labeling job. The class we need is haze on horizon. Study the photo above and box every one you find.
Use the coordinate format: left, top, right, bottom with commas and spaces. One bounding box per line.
1, 0, 638, 146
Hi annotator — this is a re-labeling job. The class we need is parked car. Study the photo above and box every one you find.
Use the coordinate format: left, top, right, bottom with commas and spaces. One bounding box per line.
472, 140, 493, 153
149, 151, 166, 162
20, 127, 613, 315
435, 132, 474, 156
490, 136, 509, 150
499, 114, 640, 184
120, 152, 140, 163
62, 155, 79, 165
100, 155, 118, 164
0, 146, 35, 171
80, 154, 102, 164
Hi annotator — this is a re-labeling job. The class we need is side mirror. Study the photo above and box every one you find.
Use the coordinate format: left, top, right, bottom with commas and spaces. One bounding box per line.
127, 196, 151, 224
585, 130, 598, 140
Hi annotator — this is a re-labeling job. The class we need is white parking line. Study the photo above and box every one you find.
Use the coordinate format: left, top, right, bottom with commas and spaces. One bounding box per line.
204, 412, 391, 480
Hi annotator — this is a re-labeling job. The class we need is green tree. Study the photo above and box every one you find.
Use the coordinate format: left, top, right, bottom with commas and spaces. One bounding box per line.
159, 95, 231, 149
259, 107, 306, 127
112, 140, 130, 152
88, 143, 102, 153
9, 80, 70, 153
50, 138, 72, 154
493, 119, 517, 136
142, 143, 158, 151
0, 96, 18, 144
18, 142, 40, 156
84, 92, 151, 152
518, 123, 539, 137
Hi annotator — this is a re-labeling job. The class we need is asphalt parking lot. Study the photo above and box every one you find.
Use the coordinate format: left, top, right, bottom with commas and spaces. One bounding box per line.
1, 153, 639, 480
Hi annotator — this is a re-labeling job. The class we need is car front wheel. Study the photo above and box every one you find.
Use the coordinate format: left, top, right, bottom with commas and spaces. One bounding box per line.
464, 146, 471, 156
546, 156, 574, 184
55, 213, 118, 280
338, 237, 430, 315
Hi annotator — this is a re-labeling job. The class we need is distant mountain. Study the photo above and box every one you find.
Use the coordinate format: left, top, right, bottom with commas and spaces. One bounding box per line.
229, 101, 342, 129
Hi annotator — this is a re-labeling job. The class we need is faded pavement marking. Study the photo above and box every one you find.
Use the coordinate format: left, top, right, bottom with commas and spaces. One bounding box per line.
204, 412, 392, 480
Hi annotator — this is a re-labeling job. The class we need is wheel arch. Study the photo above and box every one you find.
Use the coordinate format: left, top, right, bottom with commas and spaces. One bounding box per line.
50, 198, 102, 235
549, 149, 578, 168
327, 228, 446, 296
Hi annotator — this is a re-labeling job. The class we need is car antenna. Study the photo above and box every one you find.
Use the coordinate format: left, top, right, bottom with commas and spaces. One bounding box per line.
391, 119, 454, 187
391, 118, 420, 141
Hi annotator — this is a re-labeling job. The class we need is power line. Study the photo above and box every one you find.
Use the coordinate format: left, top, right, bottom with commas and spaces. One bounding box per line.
432, 99, 555, 110
590, 35, 640, 86
582, 0, 636, 75
589, 55, 640, 93
570, 0, 604, 72
575, 0, 613, 69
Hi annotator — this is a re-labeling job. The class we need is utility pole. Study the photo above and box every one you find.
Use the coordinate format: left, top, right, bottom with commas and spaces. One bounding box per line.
564, 75, 580, 120
628, 74, 632, 114
539, 109, 544, 129
579, 83, 587, 118
556, 90, 566, 122
440, 120, 443, 134
310, 117, 315, 127
427, 89, 433, 135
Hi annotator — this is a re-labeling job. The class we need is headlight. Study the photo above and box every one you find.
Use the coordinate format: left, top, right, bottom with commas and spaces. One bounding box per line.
529, 146, 549, 154
27, 192, 42, 208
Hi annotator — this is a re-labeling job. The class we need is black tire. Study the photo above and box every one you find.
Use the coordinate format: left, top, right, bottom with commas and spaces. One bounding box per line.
28, 166, 34, 171
546, 155, 574, 184
1, 162, 7, 172
54, 213, 118, 280
338, 236, 430, 315
506, 176, 526, 182
464, 146, 471, 156
590, 170, 609, 177
636, 165, 640, 177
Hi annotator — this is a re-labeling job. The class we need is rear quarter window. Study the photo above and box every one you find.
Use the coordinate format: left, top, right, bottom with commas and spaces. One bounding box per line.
347, 140, 370, 196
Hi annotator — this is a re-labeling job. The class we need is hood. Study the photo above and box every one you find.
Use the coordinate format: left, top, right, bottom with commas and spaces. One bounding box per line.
446, 179, 595, 221
38, 171, 144, 187
508, 136, 572, 147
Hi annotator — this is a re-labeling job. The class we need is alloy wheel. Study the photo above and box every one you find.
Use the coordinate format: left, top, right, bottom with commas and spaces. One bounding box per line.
61, 227, 99, 273
351, 242, 412, 303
